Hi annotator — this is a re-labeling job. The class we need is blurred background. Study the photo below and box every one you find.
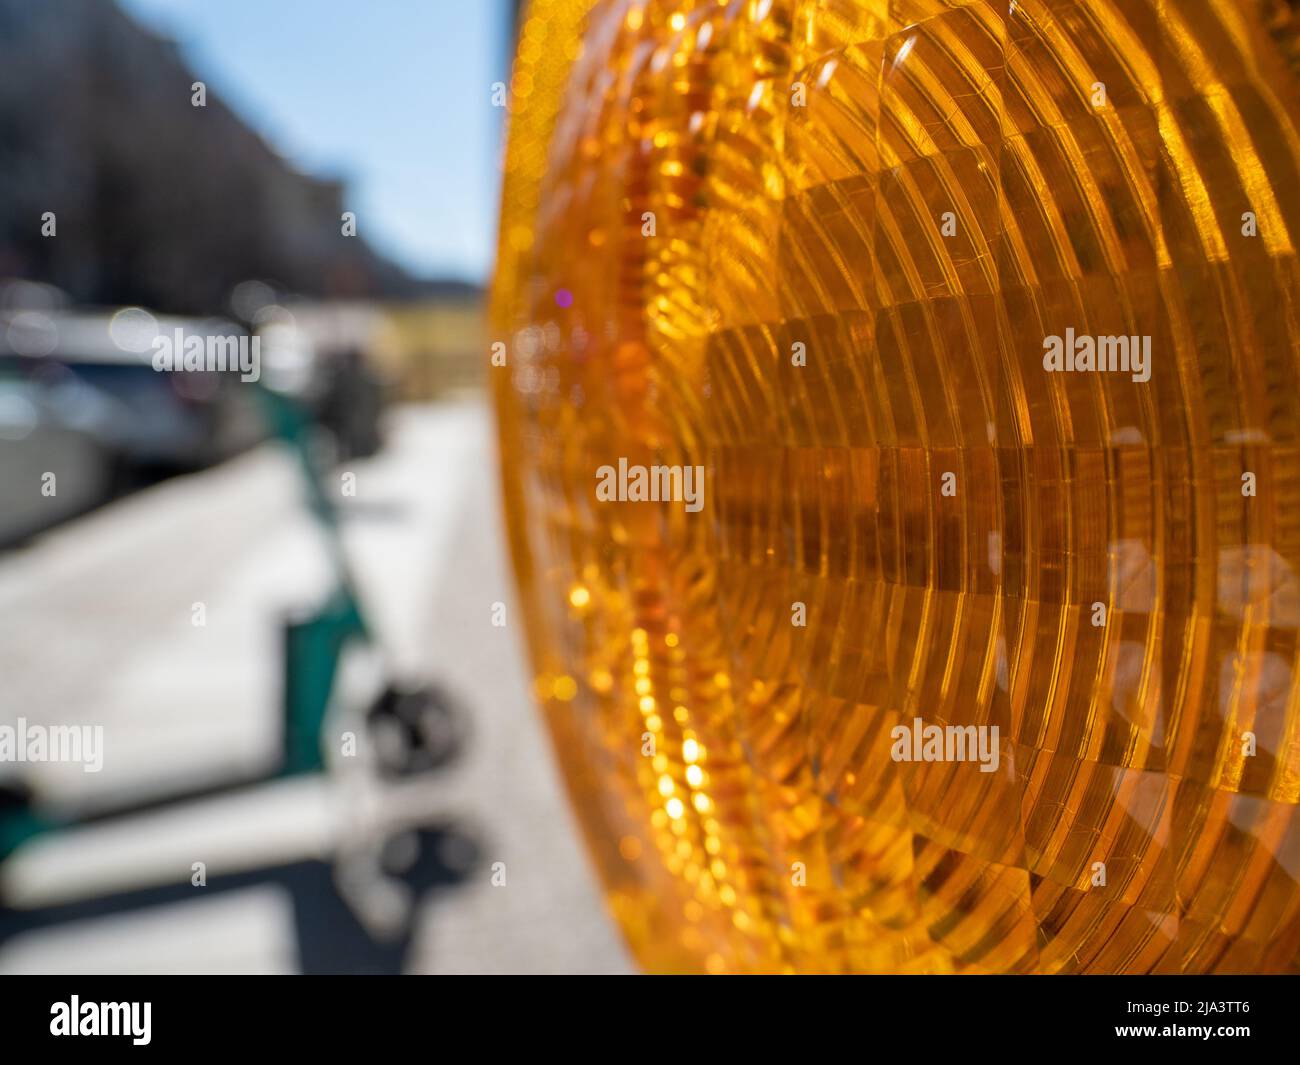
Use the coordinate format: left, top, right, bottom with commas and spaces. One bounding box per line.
0, 0, 632, 973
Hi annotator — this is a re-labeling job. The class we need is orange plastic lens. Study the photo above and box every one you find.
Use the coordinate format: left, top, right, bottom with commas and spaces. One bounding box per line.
492, 0, 1300, 973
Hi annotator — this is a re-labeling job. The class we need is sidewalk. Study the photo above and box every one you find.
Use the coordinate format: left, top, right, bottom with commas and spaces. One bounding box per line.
0, 398, 633, 974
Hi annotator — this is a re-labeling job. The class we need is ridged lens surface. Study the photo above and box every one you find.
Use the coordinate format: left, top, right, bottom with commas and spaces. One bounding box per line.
492, 0, 1300, 973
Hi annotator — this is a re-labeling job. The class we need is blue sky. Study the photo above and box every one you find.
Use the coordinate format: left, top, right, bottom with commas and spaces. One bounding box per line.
119, 0, 512, 284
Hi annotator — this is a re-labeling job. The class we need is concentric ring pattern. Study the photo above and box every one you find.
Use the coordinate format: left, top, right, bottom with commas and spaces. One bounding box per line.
492, 0, 1300, 973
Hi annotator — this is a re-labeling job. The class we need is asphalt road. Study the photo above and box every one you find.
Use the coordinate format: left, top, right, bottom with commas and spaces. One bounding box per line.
0, 398, 634, 974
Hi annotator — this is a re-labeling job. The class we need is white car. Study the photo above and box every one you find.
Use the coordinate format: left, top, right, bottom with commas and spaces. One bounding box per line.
0, 372, 114, 545
2, 308, 265, 475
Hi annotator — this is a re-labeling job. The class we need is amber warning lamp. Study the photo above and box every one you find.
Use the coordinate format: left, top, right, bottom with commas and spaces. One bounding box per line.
492, 0, 1300, 974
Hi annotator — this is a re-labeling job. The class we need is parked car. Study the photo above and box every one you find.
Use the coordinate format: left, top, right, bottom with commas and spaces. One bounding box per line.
0, 367, 115, 545
0, 308, 266, 476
